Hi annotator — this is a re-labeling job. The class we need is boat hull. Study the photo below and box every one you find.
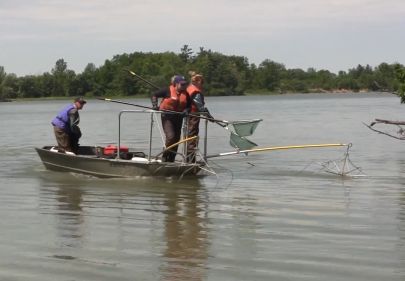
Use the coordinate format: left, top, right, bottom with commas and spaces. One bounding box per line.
35, 146, 202, 178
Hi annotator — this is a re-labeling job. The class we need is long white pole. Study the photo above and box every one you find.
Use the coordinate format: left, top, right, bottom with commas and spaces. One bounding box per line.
207, 143, 347, 158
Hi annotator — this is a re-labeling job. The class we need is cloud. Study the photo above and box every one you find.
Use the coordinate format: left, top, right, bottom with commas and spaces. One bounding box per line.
2, 0, 404, 40
1, 0, 404, 75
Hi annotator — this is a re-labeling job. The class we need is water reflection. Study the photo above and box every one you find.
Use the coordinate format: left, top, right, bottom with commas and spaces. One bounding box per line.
39, 180, 86, 258
160, 184, 209, 281
398, 170, 405, 271
54, 184, 85, 240
38, 175, 210, 280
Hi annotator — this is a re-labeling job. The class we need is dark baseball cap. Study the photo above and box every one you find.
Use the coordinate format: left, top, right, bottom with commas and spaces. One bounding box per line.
74, 96, 87, 104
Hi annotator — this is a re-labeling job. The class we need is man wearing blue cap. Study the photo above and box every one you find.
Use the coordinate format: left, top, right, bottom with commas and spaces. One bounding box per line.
151, 75, 191, 162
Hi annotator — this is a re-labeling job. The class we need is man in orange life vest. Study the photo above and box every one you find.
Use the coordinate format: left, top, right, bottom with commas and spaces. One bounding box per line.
186, 71, 214, 163
151, 75, 191, 162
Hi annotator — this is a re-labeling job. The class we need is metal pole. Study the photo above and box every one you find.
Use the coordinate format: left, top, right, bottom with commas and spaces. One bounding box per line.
182, 116, 188, 162
118, 111, 122, 159
204, 119, 208, 161
148, 112, 154, 161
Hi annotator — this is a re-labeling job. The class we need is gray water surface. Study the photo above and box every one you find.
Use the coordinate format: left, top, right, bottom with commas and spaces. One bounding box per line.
0, 93, 404, 280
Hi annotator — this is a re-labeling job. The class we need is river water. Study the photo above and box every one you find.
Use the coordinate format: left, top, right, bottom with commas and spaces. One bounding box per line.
0, 93, 404, 281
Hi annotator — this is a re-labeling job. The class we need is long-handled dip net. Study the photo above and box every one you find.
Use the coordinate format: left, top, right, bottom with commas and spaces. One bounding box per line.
227, 119, 262, 150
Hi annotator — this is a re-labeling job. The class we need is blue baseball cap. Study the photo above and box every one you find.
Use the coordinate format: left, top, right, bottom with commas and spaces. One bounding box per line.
172, 75, 187, 85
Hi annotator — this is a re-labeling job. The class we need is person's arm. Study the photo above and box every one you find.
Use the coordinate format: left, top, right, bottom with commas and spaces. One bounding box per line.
191, 92, 214, 119
151, 87, 169, 109
191, 92, 206, 112
68, 108, 81, 137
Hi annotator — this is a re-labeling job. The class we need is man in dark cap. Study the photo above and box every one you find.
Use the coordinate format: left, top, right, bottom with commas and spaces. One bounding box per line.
51, 96, 87, 154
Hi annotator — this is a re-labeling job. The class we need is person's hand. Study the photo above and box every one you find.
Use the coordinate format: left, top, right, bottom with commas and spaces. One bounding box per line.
181, 109, 190, 117
73, 128, 82, 139
152, 101, 159, 111
205, 110, 215, 121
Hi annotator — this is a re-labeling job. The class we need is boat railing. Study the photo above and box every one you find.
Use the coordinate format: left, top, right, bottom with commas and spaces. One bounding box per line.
117, 109, 208, 162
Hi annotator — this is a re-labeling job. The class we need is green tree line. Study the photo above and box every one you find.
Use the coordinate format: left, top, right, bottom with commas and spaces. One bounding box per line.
1, 45, 404, 100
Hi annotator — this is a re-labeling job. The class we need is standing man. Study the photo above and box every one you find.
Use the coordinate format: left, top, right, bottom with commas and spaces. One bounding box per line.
51, 96, 86, 154
151, 75, 191, 162
186, 71, 213, 163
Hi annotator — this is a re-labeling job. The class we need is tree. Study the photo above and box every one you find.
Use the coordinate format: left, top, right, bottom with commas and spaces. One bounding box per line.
79, 63, 101, 96
0, 66, 6, 99
2, 47, 404, 99
254, 59, 285, 91
282, 68, 309, 92
373, 63, 396, 91
51, 58, 76, 96
0, 67, 19, 99
314, 70, 336, 90
41, 72, 55, 97
365, 64, 405, 140
18, 76, 42, 98
179, 44, 193, 63
395, 64, 405, 103
52, 59, 68, 74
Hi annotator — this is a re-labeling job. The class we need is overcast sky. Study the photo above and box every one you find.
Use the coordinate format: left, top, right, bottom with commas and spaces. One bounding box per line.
1, 0, 404, 76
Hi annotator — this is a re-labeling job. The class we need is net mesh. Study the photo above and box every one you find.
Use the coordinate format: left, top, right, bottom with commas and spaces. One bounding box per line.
230, 119, 262, 137
227, 119, 262, 150
229, 132, 258, 150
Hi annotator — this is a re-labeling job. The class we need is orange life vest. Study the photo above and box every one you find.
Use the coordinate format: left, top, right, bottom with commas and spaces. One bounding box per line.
159, 85, 188, 112
187, 84, 203, 113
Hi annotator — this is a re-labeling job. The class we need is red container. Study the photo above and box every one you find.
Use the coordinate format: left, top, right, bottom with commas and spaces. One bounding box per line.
103, 144, 129, 155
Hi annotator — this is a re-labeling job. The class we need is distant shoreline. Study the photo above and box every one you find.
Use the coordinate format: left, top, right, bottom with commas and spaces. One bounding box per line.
1, 90, 395, 103
246, 89, 393, 95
